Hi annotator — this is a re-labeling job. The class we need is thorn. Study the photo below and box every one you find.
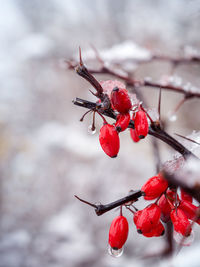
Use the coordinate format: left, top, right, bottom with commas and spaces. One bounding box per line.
74, 195, 98, 208
140, 105, 154, 124
158, 88, 162, 121
174, 133, 200, 145
89, 89, 98, 97
79, 46, 83, 66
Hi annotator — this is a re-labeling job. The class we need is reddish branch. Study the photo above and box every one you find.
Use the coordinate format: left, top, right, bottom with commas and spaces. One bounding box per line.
67, 50, 200, 99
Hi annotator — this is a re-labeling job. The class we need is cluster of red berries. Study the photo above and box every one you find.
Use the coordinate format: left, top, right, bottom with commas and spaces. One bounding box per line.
108, 173, 200, 256
98, 81, 149, 158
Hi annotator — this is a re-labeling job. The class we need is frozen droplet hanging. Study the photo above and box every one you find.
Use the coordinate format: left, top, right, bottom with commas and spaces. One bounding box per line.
88, 125, 96, 135
173, 230, 194, 246
108, 245, 124, 257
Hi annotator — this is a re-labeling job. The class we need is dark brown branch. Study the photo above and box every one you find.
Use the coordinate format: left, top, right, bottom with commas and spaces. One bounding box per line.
75, 48, 104, 99
75, 190, 143, 216
162, 171, 200, 203
72, 98, 197, 159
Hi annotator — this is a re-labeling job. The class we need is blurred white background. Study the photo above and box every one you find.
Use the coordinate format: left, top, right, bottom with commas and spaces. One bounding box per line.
0, 0, 200, 266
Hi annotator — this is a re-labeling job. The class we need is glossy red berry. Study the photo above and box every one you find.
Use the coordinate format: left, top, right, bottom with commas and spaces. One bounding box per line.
99, 124, 120, 158
170, 208, 192, 236
179, 200, 200, 224
109, 216, 129, 250
158, 194, 172, 223
134, 110, 149, 139
100, 80, 125, 97
130, 128, 140, 143
115, 113, 130, 132
111, 87, 132, 114
141, 173, 168, 200
134, 204, 161, 234
158, 190, 178, 222
181, 189, 193, 203
143, 221, 165, 237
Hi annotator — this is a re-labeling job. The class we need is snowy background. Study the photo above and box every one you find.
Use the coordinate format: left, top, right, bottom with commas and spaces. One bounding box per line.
0, 0, 200, 267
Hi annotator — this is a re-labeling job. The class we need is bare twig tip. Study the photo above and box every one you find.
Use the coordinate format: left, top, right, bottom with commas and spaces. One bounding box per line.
79, 46, 83, 66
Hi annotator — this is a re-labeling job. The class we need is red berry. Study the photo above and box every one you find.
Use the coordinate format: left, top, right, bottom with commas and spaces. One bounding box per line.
115, 113, 130, 132
179, 200, 200, 224
143, 221, 165, 238
134, 110, 148, 139
109, 216, 129, 249
134, 204, 161, 234
111, 87, 132, 114
100, 80, 125, 97
158, 194, 172, 223
99, 124, 120, 158
130, 128, 140, 143
170, 209, 192, 236
158, 190, 178, 222
141, 173, 168, 200
181, 189, 193, 203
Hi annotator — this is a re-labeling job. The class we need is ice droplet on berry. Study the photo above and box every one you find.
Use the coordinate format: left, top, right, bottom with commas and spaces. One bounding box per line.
167, 111, 177, 122
173, 230, 194, 246
108, 245, 124, 257
88, 125, 96, 135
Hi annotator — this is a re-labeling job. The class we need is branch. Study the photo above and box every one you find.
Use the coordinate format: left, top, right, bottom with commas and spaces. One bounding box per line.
75, 190, 142, 216
67, 57, 200, 99
162, 170, 200, 203
72, 97, 197, 159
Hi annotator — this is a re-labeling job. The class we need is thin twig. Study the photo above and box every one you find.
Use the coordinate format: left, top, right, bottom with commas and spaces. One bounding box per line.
75, 190, 143, 216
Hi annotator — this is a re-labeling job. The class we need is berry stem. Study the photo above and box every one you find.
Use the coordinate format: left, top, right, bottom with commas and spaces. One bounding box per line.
120, 205, 123, 216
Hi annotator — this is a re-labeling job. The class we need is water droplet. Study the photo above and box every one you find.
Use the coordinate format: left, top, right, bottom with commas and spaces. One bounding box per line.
88, 125, 96, 135
167, 111, 177, 122
108, 245, 124, 257
173, 230, 194, 246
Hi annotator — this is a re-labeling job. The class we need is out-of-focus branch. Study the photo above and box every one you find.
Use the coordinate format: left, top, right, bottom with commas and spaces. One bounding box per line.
67, 54, 200, 100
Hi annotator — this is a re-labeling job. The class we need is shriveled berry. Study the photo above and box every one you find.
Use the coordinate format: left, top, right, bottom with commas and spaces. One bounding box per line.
181, 189, 193, 203
111, 87, 132, 114
109, 216, 129, 250
141, 173, 168, 200
134, 204, 161, 234
171, 209, 192, 236
115, 113, 130, 132
143, 221, 165, 237
130, 129, 140, 143
179, 200, 200, 224
134, 110, 148, 139
99, 124, 120, 158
